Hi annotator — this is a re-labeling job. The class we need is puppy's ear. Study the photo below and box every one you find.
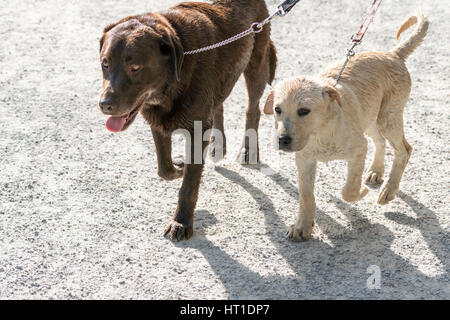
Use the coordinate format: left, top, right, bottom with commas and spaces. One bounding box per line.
323, 86, 342, 107
264, 90, 275, 115
160, 29, 184, 82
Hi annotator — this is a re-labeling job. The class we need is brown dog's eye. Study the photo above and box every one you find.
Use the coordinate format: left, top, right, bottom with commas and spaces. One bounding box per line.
130, 65, 142, 73
102, 59, 109, 70
275, 106, 282, 114
159, 41, 171, 55
298, 108, 310, 117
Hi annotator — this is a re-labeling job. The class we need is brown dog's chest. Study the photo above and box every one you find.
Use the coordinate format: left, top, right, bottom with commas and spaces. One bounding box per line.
141, 101, 213, 135
141, 104, 184, 134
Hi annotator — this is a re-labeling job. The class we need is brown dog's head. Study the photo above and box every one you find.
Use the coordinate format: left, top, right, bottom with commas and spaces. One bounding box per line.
264, 77, 342, 152
99, 14, 184, 132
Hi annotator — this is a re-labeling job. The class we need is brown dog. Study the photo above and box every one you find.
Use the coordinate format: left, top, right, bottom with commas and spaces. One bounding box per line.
98, 0, 277, 241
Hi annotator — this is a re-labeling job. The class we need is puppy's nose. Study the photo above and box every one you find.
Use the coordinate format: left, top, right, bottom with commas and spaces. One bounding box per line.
99, 97, 114, 114
279, 135, 292, 148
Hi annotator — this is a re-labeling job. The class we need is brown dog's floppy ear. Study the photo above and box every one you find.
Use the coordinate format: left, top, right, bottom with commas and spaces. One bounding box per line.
161, 30, 184, 82
99, 20, 125, 53
264, 90, 275, 115
324, 86, 342, 107
99, 35, 105, 53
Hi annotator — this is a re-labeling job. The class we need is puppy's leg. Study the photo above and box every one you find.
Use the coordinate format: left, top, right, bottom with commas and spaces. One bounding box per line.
365, 124, 386, 185
210, 103, 227, 162
237, 35, 273, 165
152, 128, 183, 181
287, 155, 317, 242
164, 135, 209, 241
342, 140, 369, 202
377, 111, 412, 205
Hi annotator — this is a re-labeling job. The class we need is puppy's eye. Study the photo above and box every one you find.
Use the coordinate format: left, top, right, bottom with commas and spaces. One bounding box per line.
102, 59, 109, 70
298, 108, 310, 117
275, 106, 282, 114
130, 65, 142, 73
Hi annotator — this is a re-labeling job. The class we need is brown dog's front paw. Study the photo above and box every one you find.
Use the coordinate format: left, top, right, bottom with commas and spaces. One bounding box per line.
157, 156, 184, 181
287, 224, 313, 242
164, 221, 193, 241
158, 167, 183, 181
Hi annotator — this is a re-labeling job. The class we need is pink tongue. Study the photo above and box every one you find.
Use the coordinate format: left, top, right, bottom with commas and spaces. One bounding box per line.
106, 116, 128, 133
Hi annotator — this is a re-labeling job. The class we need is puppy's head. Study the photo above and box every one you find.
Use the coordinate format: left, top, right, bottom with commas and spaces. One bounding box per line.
98, 14, 184, 132
264, 77, 341, 152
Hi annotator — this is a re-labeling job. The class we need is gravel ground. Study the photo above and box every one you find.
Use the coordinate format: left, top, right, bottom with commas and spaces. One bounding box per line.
0, 0, 448, 300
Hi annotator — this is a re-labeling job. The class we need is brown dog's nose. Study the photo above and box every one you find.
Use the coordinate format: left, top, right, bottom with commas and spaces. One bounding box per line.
99, 97, 115, 114
279, 135, 292, 148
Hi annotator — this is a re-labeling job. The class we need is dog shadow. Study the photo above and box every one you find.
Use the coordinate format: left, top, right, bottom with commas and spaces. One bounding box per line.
385, 191, 449, 275
179, 165, 448, 299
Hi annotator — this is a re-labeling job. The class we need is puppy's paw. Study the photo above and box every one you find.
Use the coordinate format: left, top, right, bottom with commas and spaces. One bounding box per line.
378, 184, 399, 205
237, 147, 259, 165
164, 221, 193, 242
342, 186, 369, 202
287, 223, 313, 242
365, 170, 384, 185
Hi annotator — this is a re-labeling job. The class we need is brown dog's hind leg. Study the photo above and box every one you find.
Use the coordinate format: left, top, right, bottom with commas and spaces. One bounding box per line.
152, 128, 183, 181
210, 103, 227, 162
237, 37, 275, 165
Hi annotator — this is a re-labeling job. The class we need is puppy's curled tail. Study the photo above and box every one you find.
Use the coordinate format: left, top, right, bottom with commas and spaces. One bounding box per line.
392, 13, 430, 60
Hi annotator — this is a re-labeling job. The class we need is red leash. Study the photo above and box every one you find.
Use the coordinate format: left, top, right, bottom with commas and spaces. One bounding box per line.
335, 0, 384, 84
352, 0, 384, 43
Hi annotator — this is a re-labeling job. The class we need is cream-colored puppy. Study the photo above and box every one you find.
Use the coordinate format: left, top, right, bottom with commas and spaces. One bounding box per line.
264, 14, 429, 241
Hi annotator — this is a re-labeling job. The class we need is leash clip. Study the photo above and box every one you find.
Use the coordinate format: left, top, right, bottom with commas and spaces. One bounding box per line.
277, 0, 302, 17
184, 0, 302, 55
251, 23, 264, 33
347, 41, 359, 57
